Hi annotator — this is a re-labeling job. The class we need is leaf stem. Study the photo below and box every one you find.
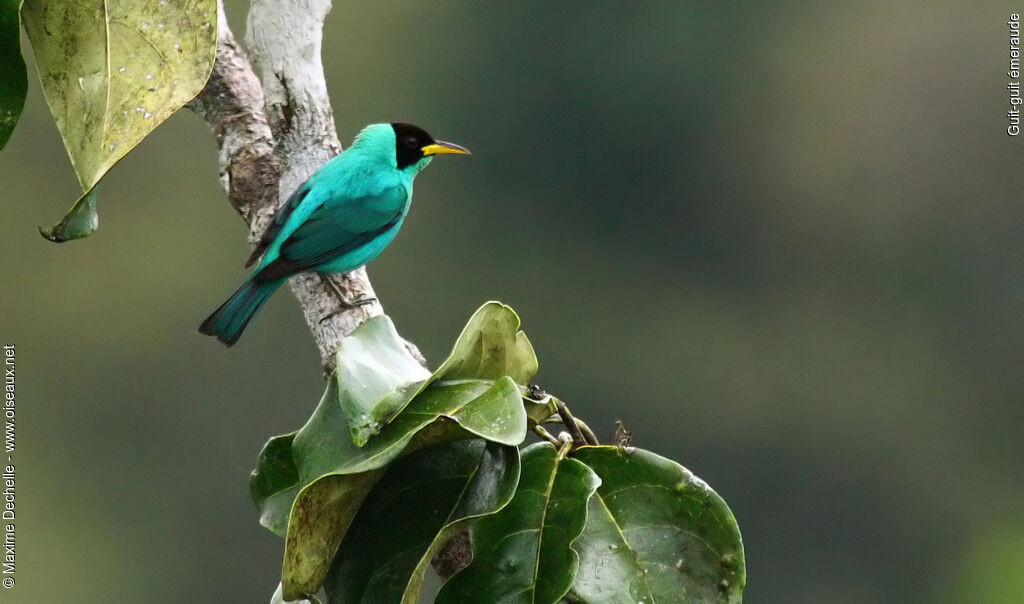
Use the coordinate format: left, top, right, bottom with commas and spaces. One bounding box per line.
532, 423, 561, 447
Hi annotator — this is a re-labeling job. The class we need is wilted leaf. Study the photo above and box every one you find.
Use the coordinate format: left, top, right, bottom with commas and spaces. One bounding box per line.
569, 446, 746, 603
21, 0, 217, 240
322, 440, 520, 604
436, 443, 601, 604
0, 0, 26, 150
335, 314, 431, 447
284, 471, 382, 601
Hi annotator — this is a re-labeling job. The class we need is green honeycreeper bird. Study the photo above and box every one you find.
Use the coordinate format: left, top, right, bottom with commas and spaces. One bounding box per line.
199, 122, 469, 346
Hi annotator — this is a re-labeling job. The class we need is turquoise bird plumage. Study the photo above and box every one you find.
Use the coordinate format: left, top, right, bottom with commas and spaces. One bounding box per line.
199, 122, 469, 346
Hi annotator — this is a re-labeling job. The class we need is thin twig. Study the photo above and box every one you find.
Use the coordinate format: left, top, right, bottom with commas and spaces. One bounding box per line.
556, 399, 588, 448
543, 415, 599, 446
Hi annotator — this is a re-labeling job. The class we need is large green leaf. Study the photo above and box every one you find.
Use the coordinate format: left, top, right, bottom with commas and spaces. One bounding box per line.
435, 443, 601, 604
323, 440, 520, 604
569, 447, 746, 603
0, 0, 26, 150
21, 0, 217, 241
336, 303, 540, 447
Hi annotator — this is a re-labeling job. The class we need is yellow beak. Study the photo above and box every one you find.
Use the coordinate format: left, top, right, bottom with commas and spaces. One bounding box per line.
421, 141, 471, 156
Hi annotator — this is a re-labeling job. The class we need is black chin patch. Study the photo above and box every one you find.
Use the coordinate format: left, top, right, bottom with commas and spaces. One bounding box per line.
392, 122, 436, 169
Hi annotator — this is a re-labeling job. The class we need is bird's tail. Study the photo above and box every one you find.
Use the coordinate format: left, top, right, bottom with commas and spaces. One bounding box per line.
199, 277, 284, 346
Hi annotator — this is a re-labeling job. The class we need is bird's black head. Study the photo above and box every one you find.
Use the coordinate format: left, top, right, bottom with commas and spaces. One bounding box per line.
391, 122, 471, 169
392, 123, 435, 169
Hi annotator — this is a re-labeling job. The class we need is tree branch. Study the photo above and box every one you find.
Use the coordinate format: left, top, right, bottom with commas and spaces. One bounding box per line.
190, 0, 423, 372
187, 2, 278, 226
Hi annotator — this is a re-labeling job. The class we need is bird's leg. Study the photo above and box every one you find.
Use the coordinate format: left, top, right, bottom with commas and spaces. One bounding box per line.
318, 274, 376, 323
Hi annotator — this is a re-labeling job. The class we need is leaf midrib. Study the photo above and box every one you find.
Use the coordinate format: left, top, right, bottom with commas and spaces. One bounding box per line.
99, 0, 110, 187
593, 492, 657, 604
528, 452, 560, 604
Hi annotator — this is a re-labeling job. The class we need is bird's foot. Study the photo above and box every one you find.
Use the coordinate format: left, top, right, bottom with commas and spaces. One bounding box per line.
318, 275, 377, 323
318, 298, 377, 324
344, 295, 377, 308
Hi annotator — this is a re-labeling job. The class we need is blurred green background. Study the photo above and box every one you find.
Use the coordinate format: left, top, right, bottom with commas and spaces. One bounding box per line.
1, 1, 1021, 602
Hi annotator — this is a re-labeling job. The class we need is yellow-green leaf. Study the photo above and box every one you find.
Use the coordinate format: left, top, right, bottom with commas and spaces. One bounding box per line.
21, 0, 217, 241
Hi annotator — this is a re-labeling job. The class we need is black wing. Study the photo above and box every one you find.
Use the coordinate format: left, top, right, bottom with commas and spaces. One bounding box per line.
245, 183, 313, 268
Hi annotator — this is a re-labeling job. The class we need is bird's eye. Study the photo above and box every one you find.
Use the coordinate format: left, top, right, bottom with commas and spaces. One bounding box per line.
404, 135, 419, 149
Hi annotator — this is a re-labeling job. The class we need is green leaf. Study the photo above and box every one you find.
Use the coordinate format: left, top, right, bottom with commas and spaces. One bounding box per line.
322, 440, 520, 604
38, 186, 99, 241
336, 303, 540, 447
21, 0, 217, 241
398, 441, 521, 604
335, 314, 431, 447
0, 0, 26, 150
250, 433, 300, 536
437, 301, 539, 384
522, 388, 558, 424
569, 446, 746, 603
294, 377, 526, 485
253, 376, 526, 600
436, 442, 601, 604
